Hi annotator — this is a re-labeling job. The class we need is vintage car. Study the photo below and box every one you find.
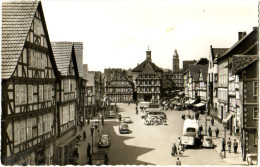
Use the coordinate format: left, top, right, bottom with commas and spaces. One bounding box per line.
98, 134, 110, 147
123, 116, 133, 123
108, 111, 115, 118
119, 123, 130, 134
202, 136, 214, 148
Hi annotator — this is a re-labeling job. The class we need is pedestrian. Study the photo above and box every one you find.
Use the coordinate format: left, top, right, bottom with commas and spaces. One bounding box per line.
178, 144, 183, 156
80, 121, 83, 129
136, 106, 138, 115
208, 128, 212, 137
211, 117, 214, 126
233, 139, 238, 153
128, 100, 130, 105
74, 148, 79, 161
222, 138, 226, 152
227, 138, 232, 153
176, 157, 181, 166
208, 126, 212, 136
177, 137, 181, 147
171, 143, 177, 156
83, 130, 86, 141
199, 125, 203, 135
215, 127, 219, 138
87, 143, 91, 158
104, 153, 109, 165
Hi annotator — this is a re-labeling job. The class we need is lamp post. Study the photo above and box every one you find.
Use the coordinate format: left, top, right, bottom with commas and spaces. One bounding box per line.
90, 125, 94, 153
223, 124, 227, 158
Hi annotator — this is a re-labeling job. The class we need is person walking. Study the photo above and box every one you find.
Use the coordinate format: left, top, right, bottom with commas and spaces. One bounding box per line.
199, 125, 203, 135
83, 130, 86, 141
208, 128, 212, 137
210, 117, 214, 126
177, 137, 181, 147
176, 157, 181, 166
87, 143, 91, 158
136, 105, 138, 115
227, 138, 232, 153
215, 127, 219, 138
208, 126, 212, 136
171, 143, 177, 156
233, 139, 238, 153
222, 138, 226, 152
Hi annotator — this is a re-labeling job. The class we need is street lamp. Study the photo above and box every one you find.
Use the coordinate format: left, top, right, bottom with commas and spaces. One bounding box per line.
223, 123, 227, 158
90, 125, 94, 153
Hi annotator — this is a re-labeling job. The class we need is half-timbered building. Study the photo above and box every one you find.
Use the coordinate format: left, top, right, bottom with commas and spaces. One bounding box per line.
106, 71, 134, 103
1, 1, 59, 165
132, 47, 163, 102
51, 42, 80, 165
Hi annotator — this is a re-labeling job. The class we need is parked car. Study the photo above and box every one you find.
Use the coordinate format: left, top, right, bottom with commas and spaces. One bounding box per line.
123, 116, 132, 123
98, 134, 110, 147
119, 123, 130, 134
141, 113, 147, 119
202, 136, 214, 148
90, 151, 109, 165
246, 154, 257, 165
108, 111, 115, 118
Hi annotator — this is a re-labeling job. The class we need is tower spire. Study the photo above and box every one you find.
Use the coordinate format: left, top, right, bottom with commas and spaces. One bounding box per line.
146, 46, 152, 60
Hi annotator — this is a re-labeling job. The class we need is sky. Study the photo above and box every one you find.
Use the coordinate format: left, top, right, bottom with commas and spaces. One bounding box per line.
39, 0, 258, 72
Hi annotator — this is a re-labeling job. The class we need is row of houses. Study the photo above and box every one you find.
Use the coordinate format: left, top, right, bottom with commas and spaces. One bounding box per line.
183, 27, 258, 160
1, 1, 87, 165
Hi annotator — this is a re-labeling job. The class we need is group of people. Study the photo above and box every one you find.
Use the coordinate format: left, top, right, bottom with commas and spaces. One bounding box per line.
171, 137, 184, 165
198, 117, 219, 138
222, 138, 239, 154
171, 137, 185, 157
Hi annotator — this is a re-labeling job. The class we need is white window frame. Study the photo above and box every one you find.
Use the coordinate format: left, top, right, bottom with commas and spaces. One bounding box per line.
253, 81, 258, 97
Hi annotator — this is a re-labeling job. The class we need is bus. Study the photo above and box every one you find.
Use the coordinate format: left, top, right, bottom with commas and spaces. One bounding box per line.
181, 118, 200, 147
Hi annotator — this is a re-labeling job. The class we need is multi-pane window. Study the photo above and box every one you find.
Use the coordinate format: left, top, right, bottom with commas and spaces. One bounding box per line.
39, 85, 43, 102
20, 120, 26, 143
28, 85, 33, 103
38, 116, 42, 135
253, 82, 258, 97
253, 107, 258, 119
14, 122, 20, 145
15, 85, 27, 105
70, 104, 75, 121
27, 118, 32, 139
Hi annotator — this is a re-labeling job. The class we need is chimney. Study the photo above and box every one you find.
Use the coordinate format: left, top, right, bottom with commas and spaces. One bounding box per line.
238, 32, 243, 40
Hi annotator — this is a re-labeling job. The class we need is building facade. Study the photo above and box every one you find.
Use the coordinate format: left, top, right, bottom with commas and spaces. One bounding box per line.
106, 71, 134, 103
51, 42, 81, 165
1, 1, 58, 165
132, 47, 163, 102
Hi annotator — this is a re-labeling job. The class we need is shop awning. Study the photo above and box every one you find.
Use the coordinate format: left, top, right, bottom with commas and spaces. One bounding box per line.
193, 102, 206, 108
175, 96, 180, 100
189, 100, 196, 104
171, 100, 178, 105
176, 102, 182, 106
178, 91, 185, 95
185, 100, 191, 104
223, 113, 235, 124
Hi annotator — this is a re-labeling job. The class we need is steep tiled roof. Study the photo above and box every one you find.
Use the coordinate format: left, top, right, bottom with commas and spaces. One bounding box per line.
232, 55, 258, 73
189, 65, 208, 82
219, 27, 258, 61
140, 63, 157, 75
194, 58, 209, 65
183, 60, 196, 73
1, 1, 39, 79
74, 42, 83, 77
51, 42, 73, 76
132, 58, 163, 72
212, 48, 228, 60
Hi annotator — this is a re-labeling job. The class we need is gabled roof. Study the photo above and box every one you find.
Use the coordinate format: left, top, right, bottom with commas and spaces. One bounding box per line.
189, 65, 208, 82
51, 42, 77, 76
183, 60, 196, 73
106, 71, 133, 87
194, 58, 209, 65
232, 55, 258, 73
1, 1, 39, 79
212, 48, 228, 60
132, 58, 163, 72
218, 27, 258, 61
74, 42, 83, 77
140, 63, 157, 75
